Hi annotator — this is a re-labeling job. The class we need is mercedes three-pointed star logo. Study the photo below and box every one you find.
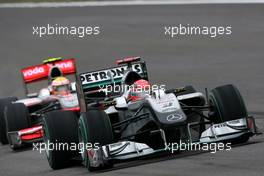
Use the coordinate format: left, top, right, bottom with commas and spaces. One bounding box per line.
166, 113, 183, 122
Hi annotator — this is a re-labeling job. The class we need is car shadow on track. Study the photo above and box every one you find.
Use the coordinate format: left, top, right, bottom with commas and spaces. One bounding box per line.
3, 144, 33, 153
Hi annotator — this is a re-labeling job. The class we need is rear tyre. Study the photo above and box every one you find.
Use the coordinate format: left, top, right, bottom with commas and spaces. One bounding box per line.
43, 110, 79, 170
0, 97, 17, 144
78, 108, 114, 171
5, 103, 30, 149
209, 84, 249, 143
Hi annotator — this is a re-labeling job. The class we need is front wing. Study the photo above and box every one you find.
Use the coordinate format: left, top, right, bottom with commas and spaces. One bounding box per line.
7, 125, 43, 148
87, 116, 260, 166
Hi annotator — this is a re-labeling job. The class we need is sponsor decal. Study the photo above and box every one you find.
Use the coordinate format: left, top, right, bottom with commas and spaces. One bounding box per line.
24, 66, 45, 77
80, 63, 143, 85
22, 65, 49, 82
22, 59, 76, 83
162, 102, 173, 108
53, 59, 75, 74
162, 107, 177, 113
213, 123, 227, 128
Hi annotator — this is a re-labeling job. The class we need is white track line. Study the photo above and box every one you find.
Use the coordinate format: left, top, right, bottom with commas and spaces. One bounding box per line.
0, 0, 264, 8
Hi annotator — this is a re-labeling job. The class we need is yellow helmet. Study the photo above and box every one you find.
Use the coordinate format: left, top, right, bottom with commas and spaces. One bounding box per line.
51, 77, 70, 87
51, 77, 70, 96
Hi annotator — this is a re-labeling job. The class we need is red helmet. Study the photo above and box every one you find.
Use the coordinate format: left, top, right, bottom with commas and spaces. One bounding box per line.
129, 79, 151, 102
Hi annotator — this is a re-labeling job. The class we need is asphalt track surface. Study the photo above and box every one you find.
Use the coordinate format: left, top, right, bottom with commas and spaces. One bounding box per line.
0, 4, 264, 176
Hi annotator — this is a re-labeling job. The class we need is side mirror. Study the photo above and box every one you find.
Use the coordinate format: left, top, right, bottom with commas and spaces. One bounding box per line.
38, 88, 50, 99
71, 82, 76, 92
27, 93, 38, 98
115, 97, 128, 110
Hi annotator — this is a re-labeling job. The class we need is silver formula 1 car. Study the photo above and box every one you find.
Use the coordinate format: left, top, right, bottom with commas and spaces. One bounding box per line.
42, 57, 260, 171
0, 58, 79, 150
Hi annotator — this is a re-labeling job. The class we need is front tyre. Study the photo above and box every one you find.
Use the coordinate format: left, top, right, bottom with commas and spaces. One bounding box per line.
209, 84, 249, 143
0, 97, 17, 144
209, 84, 248, 123
43, 110, 79, 170
5, 103, 30, 149
78, 108, 114, 171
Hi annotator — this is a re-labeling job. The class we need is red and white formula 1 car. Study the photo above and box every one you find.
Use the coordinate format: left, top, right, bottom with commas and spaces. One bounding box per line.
0, 57, 80, 150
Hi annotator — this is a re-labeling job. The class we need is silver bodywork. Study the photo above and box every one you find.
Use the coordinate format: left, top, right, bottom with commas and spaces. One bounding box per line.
88, 89, 257, 164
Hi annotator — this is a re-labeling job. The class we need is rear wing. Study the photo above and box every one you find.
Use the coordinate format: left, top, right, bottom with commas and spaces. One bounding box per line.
76, 58, 148, 112
21, 58, 77, 97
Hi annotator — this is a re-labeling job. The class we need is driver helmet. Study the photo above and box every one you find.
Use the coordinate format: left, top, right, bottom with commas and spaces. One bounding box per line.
51, 76, 70, 96
128, 79, 151, 102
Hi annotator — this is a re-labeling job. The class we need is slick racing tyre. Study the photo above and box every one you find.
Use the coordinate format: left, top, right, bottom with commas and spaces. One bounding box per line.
5, 103, 30, 149
78, 108, 114, 171
43, 110, 79, 170
0, 97, 17, 144
209, 84, 248, 123
209, 84, 249, 143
